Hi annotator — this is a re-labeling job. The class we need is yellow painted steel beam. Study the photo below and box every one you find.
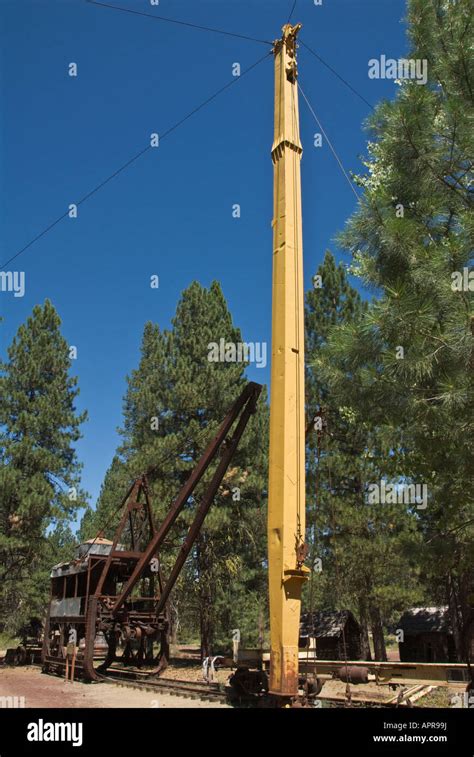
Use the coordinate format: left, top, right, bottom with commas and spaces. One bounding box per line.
295, 658, 471, 687
267, 22, 309, 699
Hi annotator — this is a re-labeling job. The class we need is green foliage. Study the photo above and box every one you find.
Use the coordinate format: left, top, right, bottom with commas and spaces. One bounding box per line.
82, 282, 269, 654
319, 0, 473, 659
305, 253, 423, 660
4, 0, 467, 664
0, 301, 86, 629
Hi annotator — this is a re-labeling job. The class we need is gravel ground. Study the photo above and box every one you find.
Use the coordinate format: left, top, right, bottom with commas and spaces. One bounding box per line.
0, 666, 229, 709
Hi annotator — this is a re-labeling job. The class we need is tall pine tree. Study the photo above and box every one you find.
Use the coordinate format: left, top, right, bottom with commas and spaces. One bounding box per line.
0, 300, 87, 629
83, 282, 269, 656
328, 0, 473, 661
305, 253, 422, 660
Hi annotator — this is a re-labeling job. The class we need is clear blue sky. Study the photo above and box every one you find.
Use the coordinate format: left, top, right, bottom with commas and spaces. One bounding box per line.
0, 0, 409, 515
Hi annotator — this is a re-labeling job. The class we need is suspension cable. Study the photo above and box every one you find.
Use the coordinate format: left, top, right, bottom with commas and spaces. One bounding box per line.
85, 0, 273, 46
300, 39, 375, 112
1, 51, 271, 268
287, 0, 297, 24
298, 81, 361, 203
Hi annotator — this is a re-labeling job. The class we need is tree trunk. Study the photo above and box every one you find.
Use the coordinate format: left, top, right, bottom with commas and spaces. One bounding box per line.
358, 598, 372, 661
200, 594, 213, 660
447, 573, 463, 662
458, 572, 473, 686
369, 604, 387, 661
448, 571, 473, 668
197, 535, 214, 660
169, 600, 179, 646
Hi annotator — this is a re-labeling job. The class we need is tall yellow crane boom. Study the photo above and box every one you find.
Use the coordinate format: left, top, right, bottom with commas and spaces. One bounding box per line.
268, 23, 309, 700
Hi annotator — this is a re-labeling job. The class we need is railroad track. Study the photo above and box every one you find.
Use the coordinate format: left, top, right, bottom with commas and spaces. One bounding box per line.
22, 658, 232, 704
98, 670, 230, 705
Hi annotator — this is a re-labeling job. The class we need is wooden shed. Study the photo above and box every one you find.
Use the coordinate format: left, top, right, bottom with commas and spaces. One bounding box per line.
299, 610, 362, 660
397, 606, 456, 663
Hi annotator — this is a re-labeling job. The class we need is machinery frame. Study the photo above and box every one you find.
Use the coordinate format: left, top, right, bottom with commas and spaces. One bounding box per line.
42, 382, 262, 681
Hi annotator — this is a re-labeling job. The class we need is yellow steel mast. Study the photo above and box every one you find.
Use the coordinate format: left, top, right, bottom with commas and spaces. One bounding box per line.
268, 22, 309, 700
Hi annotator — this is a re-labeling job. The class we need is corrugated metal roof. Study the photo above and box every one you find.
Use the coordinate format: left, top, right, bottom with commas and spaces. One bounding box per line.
397, 606, 451, 634
50, 541, 126, 577
83, 538, 114, 545
300, 610, 357, 638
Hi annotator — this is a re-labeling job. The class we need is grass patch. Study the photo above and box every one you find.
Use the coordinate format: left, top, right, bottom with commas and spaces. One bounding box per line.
417, 687, 452, 708
0, 632, 20, 650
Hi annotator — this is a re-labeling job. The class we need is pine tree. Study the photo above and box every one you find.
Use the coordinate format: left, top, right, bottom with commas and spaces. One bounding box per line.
305, 253, 422, 660
84, 282, 269, 656
17, 523, 79, 636
79, 455, 129, 542
330, 0, 473, 660
0, 300, 87, 628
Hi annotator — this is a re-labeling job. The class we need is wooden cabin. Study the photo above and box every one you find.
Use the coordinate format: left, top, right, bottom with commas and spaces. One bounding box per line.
397, 606, 456, 663
299, 610, 362, 660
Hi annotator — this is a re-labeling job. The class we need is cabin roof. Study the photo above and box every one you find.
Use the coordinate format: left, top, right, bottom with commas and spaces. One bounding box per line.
300, 610, 358, 638
397, 606, 451, 635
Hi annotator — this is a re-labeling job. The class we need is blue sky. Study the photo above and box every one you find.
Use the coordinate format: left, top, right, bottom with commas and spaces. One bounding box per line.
0, 0, 409, 515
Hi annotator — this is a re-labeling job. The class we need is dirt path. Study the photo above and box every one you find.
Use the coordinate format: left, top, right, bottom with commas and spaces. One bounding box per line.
0, 667, 229, 709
